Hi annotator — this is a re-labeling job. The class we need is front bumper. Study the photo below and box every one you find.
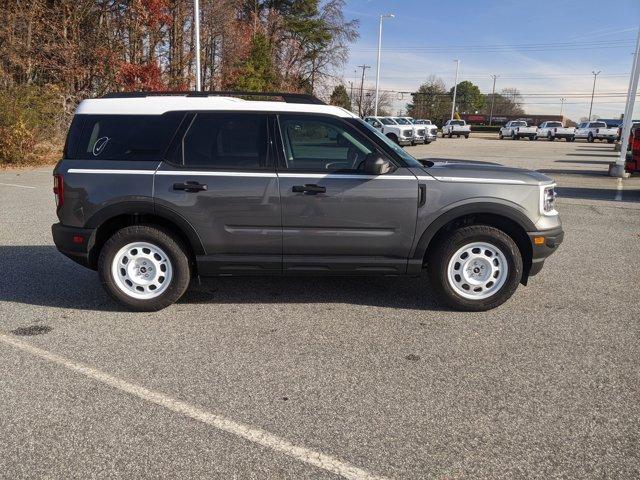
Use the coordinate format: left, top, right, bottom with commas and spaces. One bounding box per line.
398, 138, 413, 146
527, 226, 564, 276
52, 223, 97, 269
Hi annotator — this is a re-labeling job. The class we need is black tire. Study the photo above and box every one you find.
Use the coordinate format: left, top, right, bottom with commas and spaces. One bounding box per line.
511, 132, 517, 140
98, 225, 191, 311
425, 140, 431, 144
427, 225, 523, 311
499, 133, 503, 139
528, 135, 534, 140
448, 133, 453, 138
588, 133, 594, 143
464, 135, 469, 139
607, 139, 614, 144
386, 133, 399, 145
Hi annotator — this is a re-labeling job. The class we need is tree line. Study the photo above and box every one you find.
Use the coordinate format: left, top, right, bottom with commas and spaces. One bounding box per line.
0, 0, 357, 164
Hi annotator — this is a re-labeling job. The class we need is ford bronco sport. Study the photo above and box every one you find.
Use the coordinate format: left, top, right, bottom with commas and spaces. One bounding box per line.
53, 92, 563, 312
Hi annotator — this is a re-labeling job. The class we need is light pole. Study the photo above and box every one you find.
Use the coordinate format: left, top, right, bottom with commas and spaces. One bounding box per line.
560, 97, 566, 117
612, 27, 640, 178
450, 59, 460, 120
489, 74, 499, 126
374, 13, 394, 116
588, 70, 601, 121
194, 0, 202, 91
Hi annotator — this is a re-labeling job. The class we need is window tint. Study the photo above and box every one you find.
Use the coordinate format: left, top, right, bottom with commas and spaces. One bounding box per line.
74, 113, 184, 160
590, 122, 606, 128
394, 118, 411, 125
63, 115, 84, 158
182, 113, 268, 169
450, 120, 465, 125
279, 115, 380, 172
546, 122, 562, 127
511, 121, 527, 126
380, 118, 396, 125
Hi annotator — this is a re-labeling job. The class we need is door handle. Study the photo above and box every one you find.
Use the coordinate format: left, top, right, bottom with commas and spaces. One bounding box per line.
292, 184, 326, 194
173, 181, 208, 192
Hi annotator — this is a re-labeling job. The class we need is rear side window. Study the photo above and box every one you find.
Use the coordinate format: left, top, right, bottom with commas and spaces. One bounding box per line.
181, 113, 269, 169
72, 113, 184, 160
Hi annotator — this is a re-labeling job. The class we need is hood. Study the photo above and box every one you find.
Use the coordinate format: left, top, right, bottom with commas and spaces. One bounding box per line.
418, 159, 553, 186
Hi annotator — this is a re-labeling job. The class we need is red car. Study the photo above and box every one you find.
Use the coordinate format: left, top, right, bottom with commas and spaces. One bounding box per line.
627, 125, 640, 174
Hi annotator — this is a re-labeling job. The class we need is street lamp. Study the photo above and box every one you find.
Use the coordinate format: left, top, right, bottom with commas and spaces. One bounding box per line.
560, 97, 566, 116
374, 13, 394, 116
194, 0, 202, 91
450, 59, 460, 120
588, 70, 601, 121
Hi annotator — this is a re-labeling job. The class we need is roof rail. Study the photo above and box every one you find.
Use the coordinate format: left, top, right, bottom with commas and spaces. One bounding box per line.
101, 91, 326, 105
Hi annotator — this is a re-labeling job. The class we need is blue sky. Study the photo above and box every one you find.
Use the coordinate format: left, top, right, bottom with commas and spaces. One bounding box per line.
339, 0, 640, 121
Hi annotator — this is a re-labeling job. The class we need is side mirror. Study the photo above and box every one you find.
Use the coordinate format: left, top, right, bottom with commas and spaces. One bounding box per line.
363, 155, 395, 175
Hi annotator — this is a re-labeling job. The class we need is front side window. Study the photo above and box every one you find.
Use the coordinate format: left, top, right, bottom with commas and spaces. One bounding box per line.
278, 115, 383, 172
182, 113, 269, 169
74, 113, 184, 160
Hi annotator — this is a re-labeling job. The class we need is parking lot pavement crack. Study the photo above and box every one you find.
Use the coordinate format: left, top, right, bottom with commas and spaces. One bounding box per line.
0, 332, 389, 480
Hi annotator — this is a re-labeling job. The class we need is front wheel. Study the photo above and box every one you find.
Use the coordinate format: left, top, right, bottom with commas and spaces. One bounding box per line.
588, 133, 594, 143
427, 225, 523, 311
98, 225, 191, 311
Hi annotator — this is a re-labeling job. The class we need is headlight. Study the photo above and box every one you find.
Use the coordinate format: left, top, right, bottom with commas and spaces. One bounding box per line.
404, 130, 412, 137
541, 185, 557, 215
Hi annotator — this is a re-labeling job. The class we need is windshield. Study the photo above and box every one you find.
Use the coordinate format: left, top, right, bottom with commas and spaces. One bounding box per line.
354, 119, 423, 168
394, 118, 411, 125
380, 118, 396, 125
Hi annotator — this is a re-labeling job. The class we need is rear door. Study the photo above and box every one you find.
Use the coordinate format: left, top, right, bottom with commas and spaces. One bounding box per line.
275, 114, 418, 274
154, 112, 282, 275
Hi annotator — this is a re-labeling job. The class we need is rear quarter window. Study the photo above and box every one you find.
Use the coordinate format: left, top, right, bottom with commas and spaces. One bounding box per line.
71, 112, 185, 160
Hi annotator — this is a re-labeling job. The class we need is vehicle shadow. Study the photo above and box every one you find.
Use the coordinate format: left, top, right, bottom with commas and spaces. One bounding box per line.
536, 168, 608, 176
0, 246, 444, 312
555, 160, 614, 165
565, 153, 618, 158
556, 186, 640, 203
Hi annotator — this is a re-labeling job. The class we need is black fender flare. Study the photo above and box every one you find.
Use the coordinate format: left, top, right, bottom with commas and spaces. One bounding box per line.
411, 201, 536, 263
85, 199, 205, 256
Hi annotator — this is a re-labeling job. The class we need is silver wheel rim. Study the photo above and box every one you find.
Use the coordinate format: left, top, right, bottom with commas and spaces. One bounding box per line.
111, 242, 173, 300
447, 242, 509, 300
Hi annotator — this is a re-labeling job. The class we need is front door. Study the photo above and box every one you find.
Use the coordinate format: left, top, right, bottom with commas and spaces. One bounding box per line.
154, 112, 282, 275
275, 114, 418, 274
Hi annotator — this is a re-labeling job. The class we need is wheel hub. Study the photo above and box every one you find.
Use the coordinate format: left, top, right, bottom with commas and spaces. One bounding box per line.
447, 242, 509, 300
111, 242, 173, 299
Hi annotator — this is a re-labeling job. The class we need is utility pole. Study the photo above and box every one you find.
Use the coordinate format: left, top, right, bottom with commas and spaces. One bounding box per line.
357, 64, 370, 117
450, 59, 460, 120
611, 27, 640, 178
194, 0, 202, 91
374, 13, 394, 117
489, 74, 499, 126
560, 97, 566, 117
588, 70, 601, 121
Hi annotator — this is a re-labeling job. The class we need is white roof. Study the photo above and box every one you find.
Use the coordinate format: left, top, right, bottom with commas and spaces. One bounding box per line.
75, 96, 357, 117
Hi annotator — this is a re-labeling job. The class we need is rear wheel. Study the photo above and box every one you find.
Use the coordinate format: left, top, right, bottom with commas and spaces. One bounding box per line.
607, 138, 614, 144
98, 225, 191, 311
427, 225, 523, 311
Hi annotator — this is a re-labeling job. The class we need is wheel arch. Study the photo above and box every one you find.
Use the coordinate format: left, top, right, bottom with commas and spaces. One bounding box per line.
413, 203, 535, 283
85, 201, 205, 270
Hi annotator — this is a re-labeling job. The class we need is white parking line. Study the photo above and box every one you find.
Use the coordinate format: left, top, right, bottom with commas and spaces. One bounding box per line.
0, 182, 36, 189
615, 178, 623, 202
0, 333, 387, 480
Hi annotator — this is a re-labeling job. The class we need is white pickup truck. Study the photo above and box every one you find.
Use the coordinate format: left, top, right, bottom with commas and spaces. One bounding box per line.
442, 119, 471, 138
414, 119, 439, 144
499, 120, 538, 140
363, 116, 414, 146
537, 121, 575, 142
574, 121, 618, 143
393, 117, 426, 145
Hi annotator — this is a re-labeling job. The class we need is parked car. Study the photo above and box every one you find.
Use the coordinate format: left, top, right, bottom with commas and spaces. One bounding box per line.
575, 121, 618, 143
537, 121, 575, 142
393, 117, 426, 145
442, 119, 471, 138
52, 91, 563, 312
499, 120, 538, 140
413, 119, 439, 144
363, 116, 413, 146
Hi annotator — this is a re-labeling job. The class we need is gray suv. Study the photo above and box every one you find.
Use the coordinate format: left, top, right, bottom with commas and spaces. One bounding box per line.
52, 92, 563, 312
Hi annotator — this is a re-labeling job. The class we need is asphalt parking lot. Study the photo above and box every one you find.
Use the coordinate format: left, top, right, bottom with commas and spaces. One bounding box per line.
1, 136, 639, 479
